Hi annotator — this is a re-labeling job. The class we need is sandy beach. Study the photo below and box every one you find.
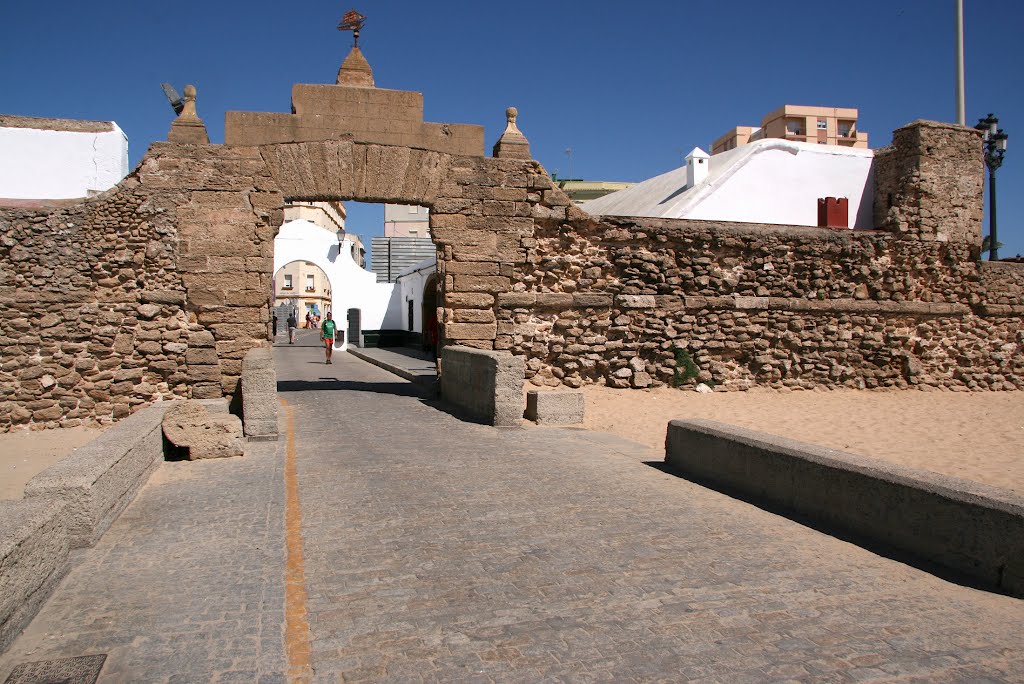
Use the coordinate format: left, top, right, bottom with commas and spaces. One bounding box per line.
582, 385, 1024, 496
0, 426, 106, 500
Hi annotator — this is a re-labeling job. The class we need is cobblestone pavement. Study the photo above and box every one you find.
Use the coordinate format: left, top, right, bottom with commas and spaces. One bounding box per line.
2, 341, 1023, 683
0, 441, 287, 683
280, 348, 1024, 683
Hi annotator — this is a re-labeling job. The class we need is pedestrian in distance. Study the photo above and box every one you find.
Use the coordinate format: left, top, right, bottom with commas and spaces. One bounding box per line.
320, 312, 337, 364
287, 312, 297, 344
272, 314, 278, 337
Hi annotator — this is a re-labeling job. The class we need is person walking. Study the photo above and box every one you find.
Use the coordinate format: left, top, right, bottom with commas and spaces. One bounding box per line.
320, 312, 337, 364
272, 314, 278, 337
287, 312, 297, 344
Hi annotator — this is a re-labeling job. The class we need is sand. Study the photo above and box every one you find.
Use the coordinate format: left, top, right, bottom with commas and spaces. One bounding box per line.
0, 426, 106, 500
582, 386, 1024, 496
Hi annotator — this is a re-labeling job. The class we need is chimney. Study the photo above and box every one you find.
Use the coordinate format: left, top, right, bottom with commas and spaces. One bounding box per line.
685, 147, 710, 188
817, 197, 849, 229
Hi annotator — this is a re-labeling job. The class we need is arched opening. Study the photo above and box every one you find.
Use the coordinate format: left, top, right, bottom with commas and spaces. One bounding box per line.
422, 273, 439, 360
272, 260, 335, 346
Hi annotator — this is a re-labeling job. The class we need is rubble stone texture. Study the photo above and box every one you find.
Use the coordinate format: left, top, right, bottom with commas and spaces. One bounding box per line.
162, 401, 244, 460
0, 73, 1021, 432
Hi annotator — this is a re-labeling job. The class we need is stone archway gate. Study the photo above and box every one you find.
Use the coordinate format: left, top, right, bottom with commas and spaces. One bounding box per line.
2, 49, 1022, 430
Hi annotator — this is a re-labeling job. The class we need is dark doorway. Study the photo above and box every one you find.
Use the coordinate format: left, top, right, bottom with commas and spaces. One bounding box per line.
347, 308, 361, 348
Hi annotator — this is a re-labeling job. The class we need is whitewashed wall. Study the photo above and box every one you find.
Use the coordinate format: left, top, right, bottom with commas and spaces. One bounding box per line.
396, 258, 437, 334
274, 219, 401, 350
0, 123, 129, 199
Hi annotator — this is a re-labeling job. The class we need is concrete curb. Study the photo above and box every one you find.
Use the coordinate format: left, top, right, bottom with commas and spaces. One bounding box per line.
665, 419, 1024, 597
347, 348, 437, 386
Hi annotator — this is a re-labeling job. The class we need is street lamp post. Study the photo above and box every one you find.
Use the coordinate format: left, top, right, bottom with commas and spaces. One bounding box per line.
975, 114, 1009, 261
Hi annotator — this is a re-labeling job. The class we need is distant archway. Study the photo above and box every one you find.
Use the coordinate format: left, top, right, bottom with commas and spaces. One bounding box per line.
273, 217, 399, 350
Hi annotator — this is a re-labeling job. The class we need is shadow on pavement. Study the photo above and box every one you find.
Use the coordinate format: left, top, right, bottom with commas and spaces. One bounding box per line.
642, 460, 998, 596
277, 378, 430, 398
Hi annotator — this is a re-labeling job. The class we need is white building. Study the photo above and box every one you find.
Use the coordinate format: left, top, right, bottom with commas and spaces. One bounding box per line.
395, 257, 438, 345
581, 138, 875, 229
274, 218, 402, 350
0, 115, 128, 199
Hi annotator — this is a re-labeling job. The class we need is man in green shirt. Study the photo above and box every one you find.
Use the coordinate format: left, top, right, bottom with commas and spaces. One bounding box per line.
320, 312, 338, 364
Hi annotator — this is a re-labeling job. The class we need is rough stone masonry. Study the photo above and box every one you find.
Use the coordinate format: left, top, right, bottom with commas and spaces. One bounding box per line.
0, 56, 1021, 430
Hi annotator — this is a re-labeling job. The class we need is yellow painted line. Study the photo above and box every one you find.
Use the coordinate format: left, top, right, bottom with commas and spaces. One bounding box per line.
281, 397, 313, 683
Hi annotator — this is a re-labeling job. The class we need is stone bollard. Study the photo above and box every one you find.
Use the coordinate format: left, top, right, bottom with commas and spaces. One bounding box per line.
242, 347, 279, 439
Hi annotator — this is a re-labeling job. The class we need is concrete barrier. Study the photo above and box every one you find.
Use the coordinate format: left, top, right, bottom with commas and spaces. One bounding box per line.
241, 347, 278, 440
0, 499, 71, 654
440, 346, 525, 426
24, 402, 168, 548
665, 419, 1024, 597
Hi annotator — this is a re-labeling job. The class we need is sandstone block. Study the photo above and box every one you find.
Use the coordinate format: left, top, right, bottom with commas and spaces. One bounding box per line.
525, 390, 585, 425
162, 401, 244, 460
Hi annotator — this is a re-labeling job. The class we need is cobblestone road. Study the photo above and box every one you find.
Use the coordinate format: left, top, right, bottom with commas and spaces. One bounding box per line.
1, 336, 1022, 682
282, 346, 1024, 683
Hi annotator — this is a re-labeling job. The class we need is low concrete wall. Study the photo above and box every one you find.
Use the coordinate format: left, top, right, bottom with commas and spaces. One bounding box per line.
0, 499, 71, 654
24, 403, 168, 548
665, 419, 1024, 597
241, 347, 278, 439
440, 346, 525, 426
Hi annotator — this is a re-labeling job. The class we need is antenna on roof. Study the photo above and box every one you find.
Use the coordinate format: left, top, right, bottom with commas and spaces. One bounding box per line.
161, 83, 184, 115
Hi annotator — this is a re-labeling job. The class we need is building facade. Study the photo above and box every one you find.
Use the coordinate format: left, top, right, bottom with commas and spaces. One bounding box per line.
383, 203, 429, 237
712, 105, 868, 155
273, 260, 332, 324
0, 115, 128, 200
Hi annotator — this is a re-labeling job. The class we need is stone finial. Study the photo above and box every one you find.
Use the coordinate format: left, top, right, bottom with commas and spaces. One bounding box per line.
337, 46, 375, 88
492, 106, 532, 160
167, 84, 210, 144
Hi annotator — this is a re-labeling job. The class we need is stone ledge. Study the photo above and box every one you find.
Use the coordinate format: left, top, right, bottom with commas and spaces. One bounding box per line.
23, 403, 169, 548
665, 419, 1024, 597
0, 499, 71, 654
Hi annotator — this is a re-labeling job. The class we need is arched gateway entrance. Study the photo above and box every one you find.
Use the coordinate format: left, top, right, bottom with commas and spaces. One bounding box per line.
159, 42, 564, 401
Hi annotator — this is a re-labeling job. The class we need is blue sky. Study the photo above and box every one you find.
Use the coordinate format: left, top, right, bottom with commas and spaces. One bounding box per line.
2, 0, 1022, 256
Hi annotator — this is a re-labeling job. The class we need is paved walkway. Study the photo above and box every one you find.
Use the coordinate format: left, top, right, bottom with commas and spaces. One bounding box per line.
1, 342, 1023, 682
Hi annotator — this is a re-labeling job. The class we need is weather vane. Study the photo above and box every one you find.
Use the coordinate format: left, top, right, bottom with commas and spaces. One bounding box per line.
337, 9, 366, 48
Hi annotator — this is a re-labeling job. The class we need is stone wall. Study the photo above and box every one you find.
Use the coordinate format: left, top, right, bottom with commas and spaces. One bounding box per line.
501, 215, 1023, 391
0, 180, 190, 430
0, 143, 278, 431
1, 112, 1019, 430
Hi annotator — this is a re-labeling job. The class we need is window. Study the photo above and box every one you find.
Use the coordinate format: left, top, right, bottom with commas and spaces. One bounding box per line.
407, 300, 415, 331
283, 274, 292, 289
785, 119, 803, 135
817, 118, 828, 130
838, 121, 854, 137
305, 274, 315, 292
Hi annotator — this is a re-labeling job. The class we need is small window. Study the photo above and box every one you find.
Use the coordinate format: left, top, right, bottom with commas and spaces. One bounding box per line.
786, 119, 803, 135
306, 274, 315, 292
283, 274, 292, 289
838, 121, 854, 137
817, 118, 828, 130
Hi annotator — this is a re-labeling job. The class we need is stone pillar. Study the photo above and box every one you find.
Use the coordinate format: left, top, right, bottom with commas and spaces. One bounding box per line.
873, 120, 983, 244
241, 347, 278, 439
167, 85, 210, 144
492, 107, 532, 160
